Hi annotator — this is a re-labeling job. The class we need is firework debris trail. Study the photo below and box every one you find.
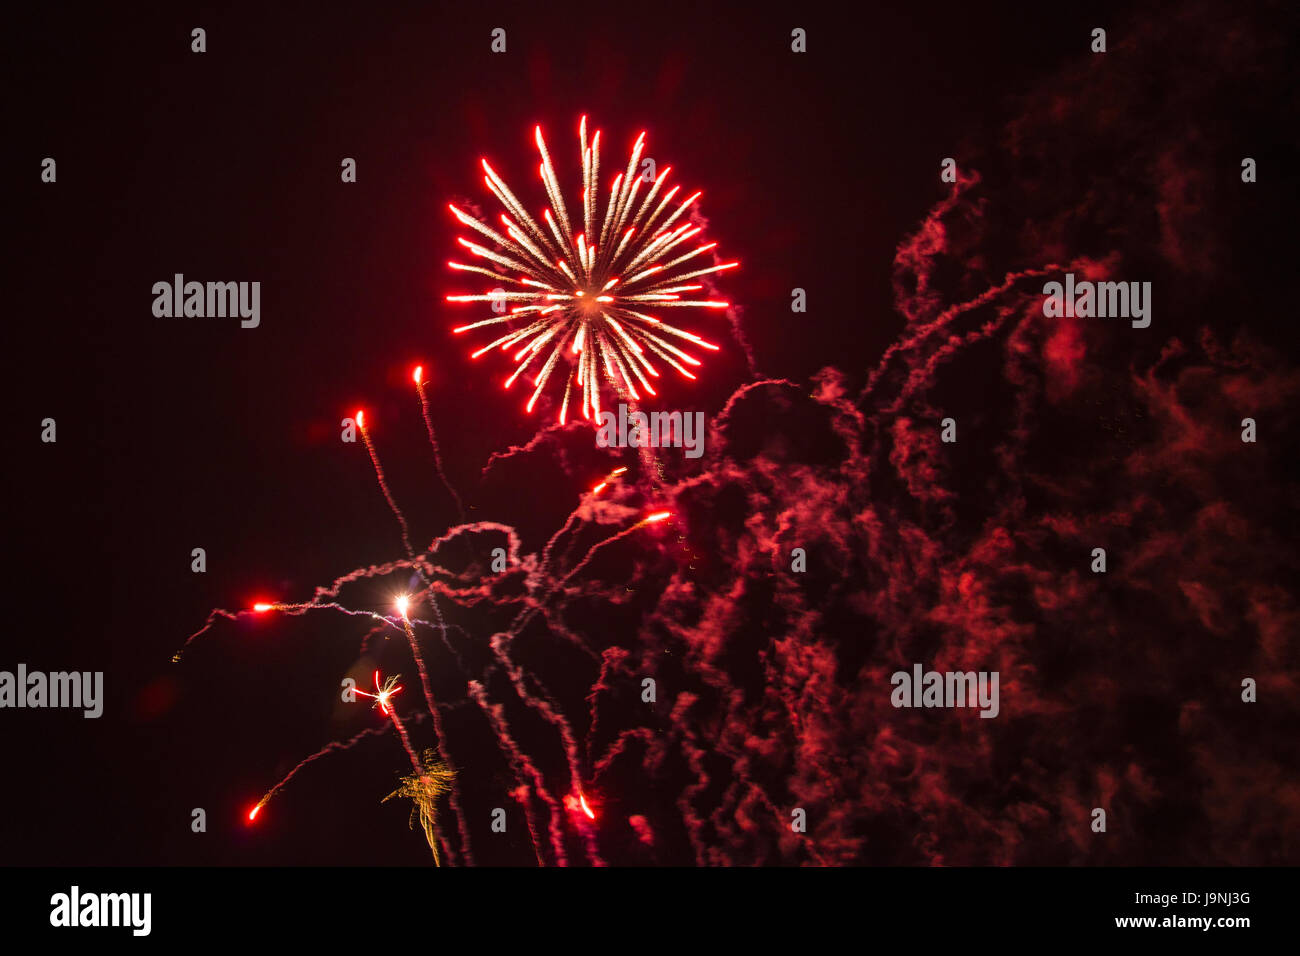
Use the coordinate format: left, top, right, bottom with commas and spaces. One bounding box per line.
414, 365, 468, 523
357, 410, 423, 567
245, 718, 428, 824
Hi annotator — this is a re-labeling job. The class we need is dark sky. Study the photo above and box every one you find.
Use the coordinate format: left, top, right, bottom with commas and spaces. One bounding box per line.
7, 0, 1295, 867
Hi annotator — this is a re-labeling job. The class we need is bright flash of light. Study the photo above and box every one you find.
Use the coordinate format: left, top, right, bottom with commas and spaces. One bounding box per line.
447, 117, 736, 424
355, 669, 404, 717
412, 365, 423, 385
643, 510, 672, 524
247, 802, 263, 823
252, 602, 275, 613
564, 791, 597, 820
395, 594, 410, 619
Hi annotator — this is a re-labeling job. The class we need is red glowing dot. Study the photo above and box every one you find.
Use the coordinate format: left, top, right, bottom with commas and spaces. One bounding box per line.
413, 366, 423, 385
580, 794, 596, 820
355, 410, 365, 428
248, 804, 261, 822
252, 602, 274, 613
644, 511, 672, 524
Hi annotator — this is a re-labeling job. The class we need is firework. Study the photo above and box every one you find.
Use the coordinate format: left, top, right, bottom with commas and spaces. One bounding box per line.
447, 117, 737, 423
383, 749, 457, 867
354, 668, 404, 718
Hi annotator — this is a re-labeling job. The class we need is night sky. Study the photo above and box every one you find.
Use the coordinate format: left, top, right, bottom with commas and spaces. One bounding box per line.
7, 0, 1298, 867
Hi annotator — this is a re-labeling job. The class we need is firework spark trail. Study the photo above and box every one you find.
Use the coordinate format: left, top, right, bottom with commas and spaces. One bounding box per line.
509, 784, 548, 868
468, 679, 567, 866
393, 600, 439, 724
542, 511, 672, 606
885, 264, 1068, 416
394, 596, 472, 865
171, 607, 239, 661
348, 416, 469, 860
388, 703, 423, 775
414, 521, 532, 609
538, 465, 630, 578
173, 600, 386, 660
487, 630, 605, 866
627, 400, 671, 487
246, 717, 428, 823
476, 507, 673, 787
470, 507, 673, 751
413, 366, 467, 523
478, 418, 582, 479
447, 510, 675, 867
437, 526, 624, 867
862, 224, 1067, 411
585, 647, 631, 764
357, 411, 420, 562
448, 117, 735, 422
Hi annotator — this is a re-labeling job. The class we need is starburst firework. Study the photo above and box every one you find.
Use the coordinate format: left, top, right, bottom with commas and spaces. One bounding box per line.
447, 117, 737, 423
